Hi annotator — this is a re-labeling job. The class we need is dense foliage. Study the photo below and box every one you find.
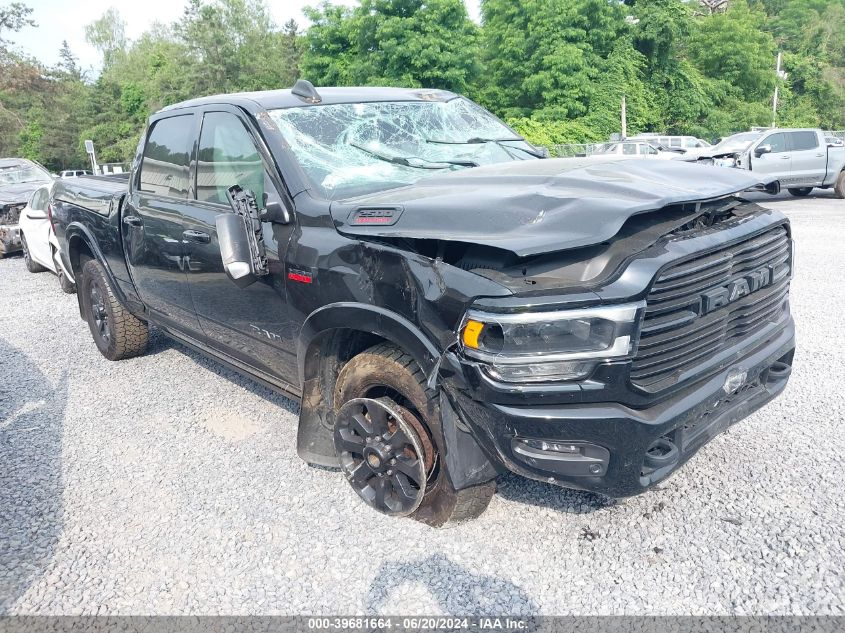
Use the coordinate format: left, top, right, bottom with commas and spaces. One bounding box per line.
0, 0, 843, 170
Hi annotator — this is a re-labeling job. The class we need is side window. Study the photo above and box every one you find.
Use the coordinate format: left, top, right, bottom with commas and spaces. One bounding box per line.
139, 115, 193, 199
622, 143, 637, 155
197, 111, 265, 205
669, 138, 682, 147
29, 188, 44, 210
789, 131, 818, 151
762, 133, 787, 153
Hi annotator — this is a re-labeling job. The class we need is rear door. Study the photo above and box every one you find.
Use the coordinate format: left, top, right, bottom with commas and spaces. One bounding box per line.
786, 131, 826, 187
23, 186, 53, 269
180, 107, 298, 385
751, 131, 790, 179
122, 113, 202, 333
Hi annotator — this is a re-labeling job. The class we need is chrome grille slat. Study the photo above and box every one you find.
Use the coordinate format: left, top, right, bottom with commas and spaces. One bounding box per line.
631, 226, 791, 390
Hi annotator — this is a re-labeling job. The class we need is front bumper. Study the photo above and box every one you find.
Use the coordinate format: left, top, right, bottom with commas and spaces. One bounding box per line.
0, 224, 22, 255
449, 321, 795, 498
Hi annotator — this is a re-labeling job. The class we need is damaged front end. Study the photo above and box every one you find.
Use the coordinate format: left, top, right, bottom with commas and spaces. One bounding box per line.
0, 202, 24, 257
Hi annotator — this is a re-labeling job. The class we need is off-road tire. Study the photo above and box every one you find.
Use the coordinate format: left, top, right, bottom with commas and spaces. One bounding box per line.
81, 259, 148, 360
334, 342, 495, 526
21, 235, 47, 273
788, 187, 813, 197
835, 171, 845, 199
58, 268, 76, 294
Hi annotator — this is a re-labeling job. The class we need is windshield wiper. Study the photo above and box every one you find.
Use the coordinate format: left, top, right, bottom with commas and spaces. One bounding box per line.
349, 143, 478, 169
426, 137, 545, 159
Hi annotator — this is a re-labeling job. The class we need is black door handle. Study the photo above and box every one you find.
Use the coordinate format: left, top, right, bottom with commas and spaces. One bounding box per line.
182, 230, 210, 244
123, 216, 142, 227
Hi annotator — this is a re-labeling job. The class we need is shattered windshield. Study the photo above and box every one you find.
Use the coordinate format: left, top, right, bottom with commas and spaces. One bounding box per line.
712, 132, 763, 154
0, 164, 52, 186
268, 98, 539, 199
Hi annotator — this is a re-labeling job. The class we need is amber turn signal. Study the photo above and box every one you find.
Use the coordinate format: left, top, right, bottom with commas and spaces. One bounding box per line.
462, 319, 485, 349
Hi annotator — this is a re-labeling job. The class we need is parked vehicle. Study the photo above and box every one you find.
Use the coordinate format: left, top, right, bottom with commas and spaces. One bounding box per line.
53, 82, 795, 525
678, 131, 764, 162
586, 141, 676, 160
18, 182, 75, 292
630, 134, 711, 150
0, 158, 54, 258
59, 169, 93, 179
687, 128, 845, 197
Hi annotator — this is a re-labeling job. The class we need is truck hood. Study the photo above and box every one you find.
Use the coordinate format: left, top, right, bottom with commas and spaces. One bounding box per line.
331, 158, 776, 257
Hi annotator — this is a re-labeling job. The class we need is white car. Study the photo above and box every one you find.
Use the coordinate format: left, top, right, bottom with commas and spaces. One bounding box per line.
18, 183, 76, 293
59, 169, 92, 179
588, 141, 678, 160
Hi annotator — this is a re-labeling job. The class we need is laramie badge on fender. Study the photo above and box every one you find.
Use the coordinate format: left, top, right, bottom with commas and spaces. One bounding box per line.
700, 261, 790, 315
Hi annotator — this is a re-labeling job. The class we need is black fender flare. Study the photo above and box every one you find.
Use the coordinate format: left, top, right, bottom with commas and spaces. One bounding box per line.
297, 302, 440, 384
65, 223, 128, 317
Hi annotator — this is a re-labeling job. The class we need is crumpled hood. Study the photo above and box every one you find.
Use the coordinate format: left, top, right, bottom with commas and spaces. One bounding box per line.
331, 158, 775, 257
0, 182, 45, 205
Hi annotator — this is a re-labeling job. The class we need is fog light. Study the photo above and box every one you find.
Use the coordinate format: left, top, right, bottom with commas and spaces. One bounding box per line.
520, 439, 581, 454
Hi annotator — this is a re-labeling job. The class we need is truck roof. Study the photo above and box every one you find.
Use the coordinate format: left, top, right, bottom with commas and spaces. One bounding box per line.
161, 86, 460, 114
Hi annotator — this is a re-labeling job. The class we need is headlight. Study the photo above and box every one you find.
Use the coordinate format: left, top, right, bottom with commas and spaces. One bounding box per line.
460, 303, 644, 383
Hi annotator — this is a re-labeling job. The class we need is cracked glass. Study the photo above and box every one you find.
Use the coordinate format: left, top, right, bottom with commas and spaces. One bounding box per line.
268, 98, 538, 200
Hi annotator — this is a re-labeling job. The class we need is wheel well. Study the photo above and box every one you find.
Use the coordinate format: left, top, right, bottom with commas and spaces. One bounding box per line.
68, 236, 94, 278
297, 328, 408, 467
303, 328, 388, 407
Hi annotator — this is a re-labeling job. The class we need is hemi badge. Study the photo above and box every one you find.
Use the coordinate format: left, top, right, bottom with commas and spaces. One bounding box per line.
288, 270, 313, 284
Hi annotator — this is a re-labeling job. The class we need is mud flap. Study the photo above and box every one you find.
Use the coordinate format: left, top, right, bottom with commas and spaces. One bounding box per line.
439, 391, 499, 490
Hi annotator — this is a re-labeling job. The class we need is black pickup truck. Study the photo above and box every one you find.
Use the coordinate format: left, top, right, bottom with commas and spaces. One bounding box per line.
53, 81, 795, 525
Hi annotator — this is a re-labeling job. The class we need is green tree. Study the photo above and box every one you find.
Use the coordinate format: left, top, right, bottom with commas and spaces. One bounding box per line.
301, 0, 481, 94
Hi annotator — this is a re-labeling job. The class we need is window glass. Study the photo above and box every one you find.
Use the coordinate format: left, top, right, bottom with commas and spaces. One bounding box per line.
197, 112, 265, 205
622, 143, 637, 155
29, 187, 47, 210
139, 115, 193, 198
669, 138, 682, 147
761, 133, 787, 153
789, 131, 818, 151
268, 98, 536, 200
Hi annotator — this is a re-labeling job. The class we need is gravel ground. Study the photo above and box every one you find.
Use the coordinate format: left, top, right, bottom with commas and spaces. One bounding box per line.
0, 191, 843, 616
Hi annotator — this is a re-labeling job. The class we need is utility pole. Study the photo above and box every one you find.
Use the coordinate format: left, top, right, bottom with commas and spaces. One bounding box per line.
772, 52, 787, 129
621, 95, 627, 139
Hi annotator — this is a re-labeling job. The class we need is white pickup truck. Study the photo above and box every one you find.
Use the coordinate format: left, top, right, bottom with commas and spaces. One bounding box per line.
689, 128, 845, 198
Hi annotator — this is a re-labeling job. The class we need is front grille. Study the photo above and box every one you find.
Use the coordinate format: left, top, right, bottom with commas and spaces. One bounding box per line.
631, 225, 791, 391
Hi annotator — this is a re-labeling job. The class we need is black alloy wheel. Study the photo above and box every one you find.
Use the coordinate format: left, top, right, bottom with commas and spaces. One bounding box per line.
334, 397, 430, 517
89, 283, 111, 344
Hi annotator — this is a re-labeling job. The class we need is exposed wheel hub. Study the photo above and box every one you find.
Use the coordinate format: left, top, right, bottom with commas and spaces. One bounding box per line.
334, 397, 431, 516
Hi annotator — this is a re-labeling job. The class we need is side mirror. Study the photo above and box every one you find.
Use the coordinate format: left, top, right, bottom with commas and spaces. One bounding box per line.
216, 185, 271, 288
215, 213, 259, 288
755, 144, 772, 157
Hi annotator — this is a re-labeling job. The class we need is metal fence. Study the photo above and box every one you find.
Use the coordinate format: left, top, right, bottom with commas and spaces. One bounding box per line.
548, 143, 604, 158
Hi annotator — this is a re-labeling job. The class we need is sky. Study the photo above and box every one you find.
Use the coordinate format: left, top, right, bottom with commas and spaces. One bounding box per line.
7, 0, 482, 72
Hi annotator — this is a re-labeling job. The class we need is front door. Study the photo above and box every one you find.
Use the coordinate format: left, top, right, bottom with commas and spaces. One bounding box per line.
180, 108, 298, 385
751, 132, 791, 180
122, 113, 201, 333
